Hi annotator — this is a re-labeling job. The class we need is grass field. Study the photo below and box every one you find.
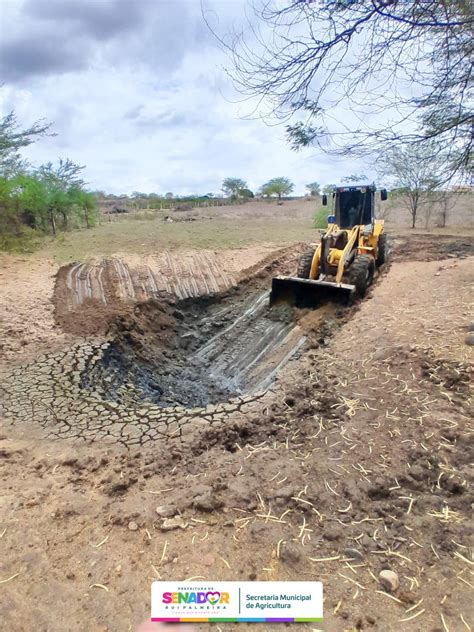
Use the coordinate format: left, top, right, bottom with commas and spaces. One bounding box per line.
35, 195, 474, 263
35, 216, 313, 262
35, 207, 314, 262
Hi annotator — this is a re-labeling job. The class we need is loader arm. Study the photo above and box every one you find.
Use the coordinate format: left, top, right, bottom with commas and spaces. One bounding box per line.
335, 226, 359, 283
309, 244, 321, 280
309, 223, 338, 280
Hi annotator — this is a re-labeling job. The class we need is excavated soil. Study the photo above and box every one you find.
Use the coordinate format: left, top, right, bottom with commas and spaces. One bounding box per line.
53, 248, 290, 336
1, 234, 473, 632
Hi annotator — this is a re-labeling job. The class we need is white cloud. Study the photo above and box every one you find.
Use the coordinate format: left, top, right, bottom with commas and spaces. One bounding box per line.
0, 0, 373, 195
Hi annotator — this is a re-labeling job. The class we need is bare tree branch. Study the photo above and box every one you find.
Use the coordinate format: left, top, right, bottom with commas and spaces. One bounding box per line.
208, 0, 473, 178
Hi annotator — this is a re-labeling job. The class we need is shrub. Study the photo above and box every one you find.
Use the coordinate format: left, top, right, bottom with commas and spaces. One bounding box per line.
313, 207, 328, 229
175, 203, 193, 212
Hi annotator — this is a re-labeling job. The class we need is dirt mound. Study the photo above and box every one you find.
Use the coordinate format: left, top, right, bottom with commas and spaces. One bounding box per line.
53, 260, 134, 335
52, 247, 298, 336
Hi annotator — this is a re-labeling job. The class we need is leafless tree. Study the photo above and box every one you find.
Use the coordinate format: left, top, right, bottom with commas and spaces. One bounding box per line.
437, 190, 459, 227
208, 1, 473, 177
375, 194, 392, 221
422, 192, 437, 229
379, 142, 444, 228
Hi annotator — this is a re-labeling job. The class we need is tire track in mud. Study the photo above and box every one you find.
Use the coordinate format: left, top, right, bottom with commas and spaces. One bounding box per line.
3, 239, 470, 448
55, 251, 241, 336
5, 245, 388, 444
3, 244, 385, 445
76, 281, 308, 409
60, 251, 237, 311
191, 290, 305, 394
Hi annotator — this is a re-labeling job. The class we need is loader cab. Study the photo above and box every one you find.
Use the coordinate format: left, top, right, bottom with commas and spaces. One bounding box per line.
334, 184, 375, 229
322, 184, 388, 228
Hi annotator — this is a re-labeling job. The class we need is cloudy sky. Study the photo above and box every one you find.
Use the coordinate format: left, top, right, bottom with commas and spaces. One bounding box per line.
0, 0, 371, 195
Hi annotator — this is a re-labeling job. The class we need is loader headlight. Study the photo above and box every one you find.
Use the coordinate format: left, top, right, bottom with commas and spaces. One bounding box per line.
327, 214, 336, 224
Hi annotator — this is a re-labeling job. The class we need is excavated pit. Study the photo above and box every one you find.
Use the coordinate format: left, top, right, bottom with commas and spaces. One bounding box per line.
49, 247, 310, 410
1, 249, 353, 444
80, 286, 306, 409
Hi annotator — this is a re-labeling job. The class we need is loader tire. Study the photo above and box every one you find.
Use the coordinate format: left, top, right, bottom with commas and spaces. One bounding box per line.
297, 247, 316, 279
349, 255, 375, 298
376, 233, 388, 266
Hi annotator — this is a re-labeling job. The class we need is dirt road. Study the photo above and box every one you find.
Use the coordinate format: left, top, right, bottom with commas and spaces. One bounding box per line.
0, 235, 473, 632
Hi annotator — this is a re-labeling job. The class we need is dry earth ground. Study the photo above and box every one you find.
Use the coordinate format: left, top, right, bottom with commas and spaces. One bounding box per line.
0, 220, 473, 632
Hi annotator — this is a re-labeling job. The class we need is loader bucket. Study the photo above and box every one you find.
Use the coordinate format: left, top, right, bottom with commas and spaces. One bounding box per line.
270, 276, 355, 308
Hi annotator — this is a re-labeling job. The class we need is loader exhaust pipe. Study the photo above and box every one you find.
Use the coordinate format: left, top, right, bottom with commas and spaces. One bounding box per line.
270, 276, 355, 308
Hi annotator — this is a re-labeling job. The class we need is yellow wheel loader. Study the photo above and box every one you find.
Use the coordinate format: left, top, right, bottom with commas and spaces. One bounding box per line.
271, 184, 388, 307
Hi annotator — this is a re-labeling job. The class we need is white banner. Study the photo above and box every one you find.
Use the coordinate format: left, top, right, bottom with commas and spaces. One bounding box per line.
151, 581, 323, 623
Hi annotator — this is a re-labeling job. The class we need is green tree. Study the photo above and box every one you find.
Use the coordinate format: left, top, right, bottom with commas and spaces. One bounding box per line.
0, 175, 40, 250
341, 174, 369, 184
239, 188, 254, 199
0, 110, 52, 177
222, 177, 247, 197
322, 184, 337, 195
14, 174, 49, 231
70, 188, 97, 229
260, 177, 294, 201
36, 159, 86, 232
305, 182, 320, 196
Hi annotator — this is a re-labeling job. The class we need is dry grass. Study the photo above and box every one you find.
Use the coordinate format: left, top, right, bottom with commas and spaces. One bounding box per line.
34, 214, 312, 263
32, 195, 474, 263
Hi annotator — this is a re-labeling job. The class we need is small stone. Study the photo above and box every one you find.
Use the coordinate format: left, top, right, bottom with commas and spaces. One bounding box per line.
156, 505, 177, 518
373, 347, 390, 361
192, 493, 224, 513
201, 553, 215, 567
379, 569, 399, 592
181, 331, 199, 340
465, 333, 474, 346
161, 516, 187, 531
128, 521, 139, 531
343, 548, 364, 561
468, 324, 474, 332
280, 542, 301, 565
